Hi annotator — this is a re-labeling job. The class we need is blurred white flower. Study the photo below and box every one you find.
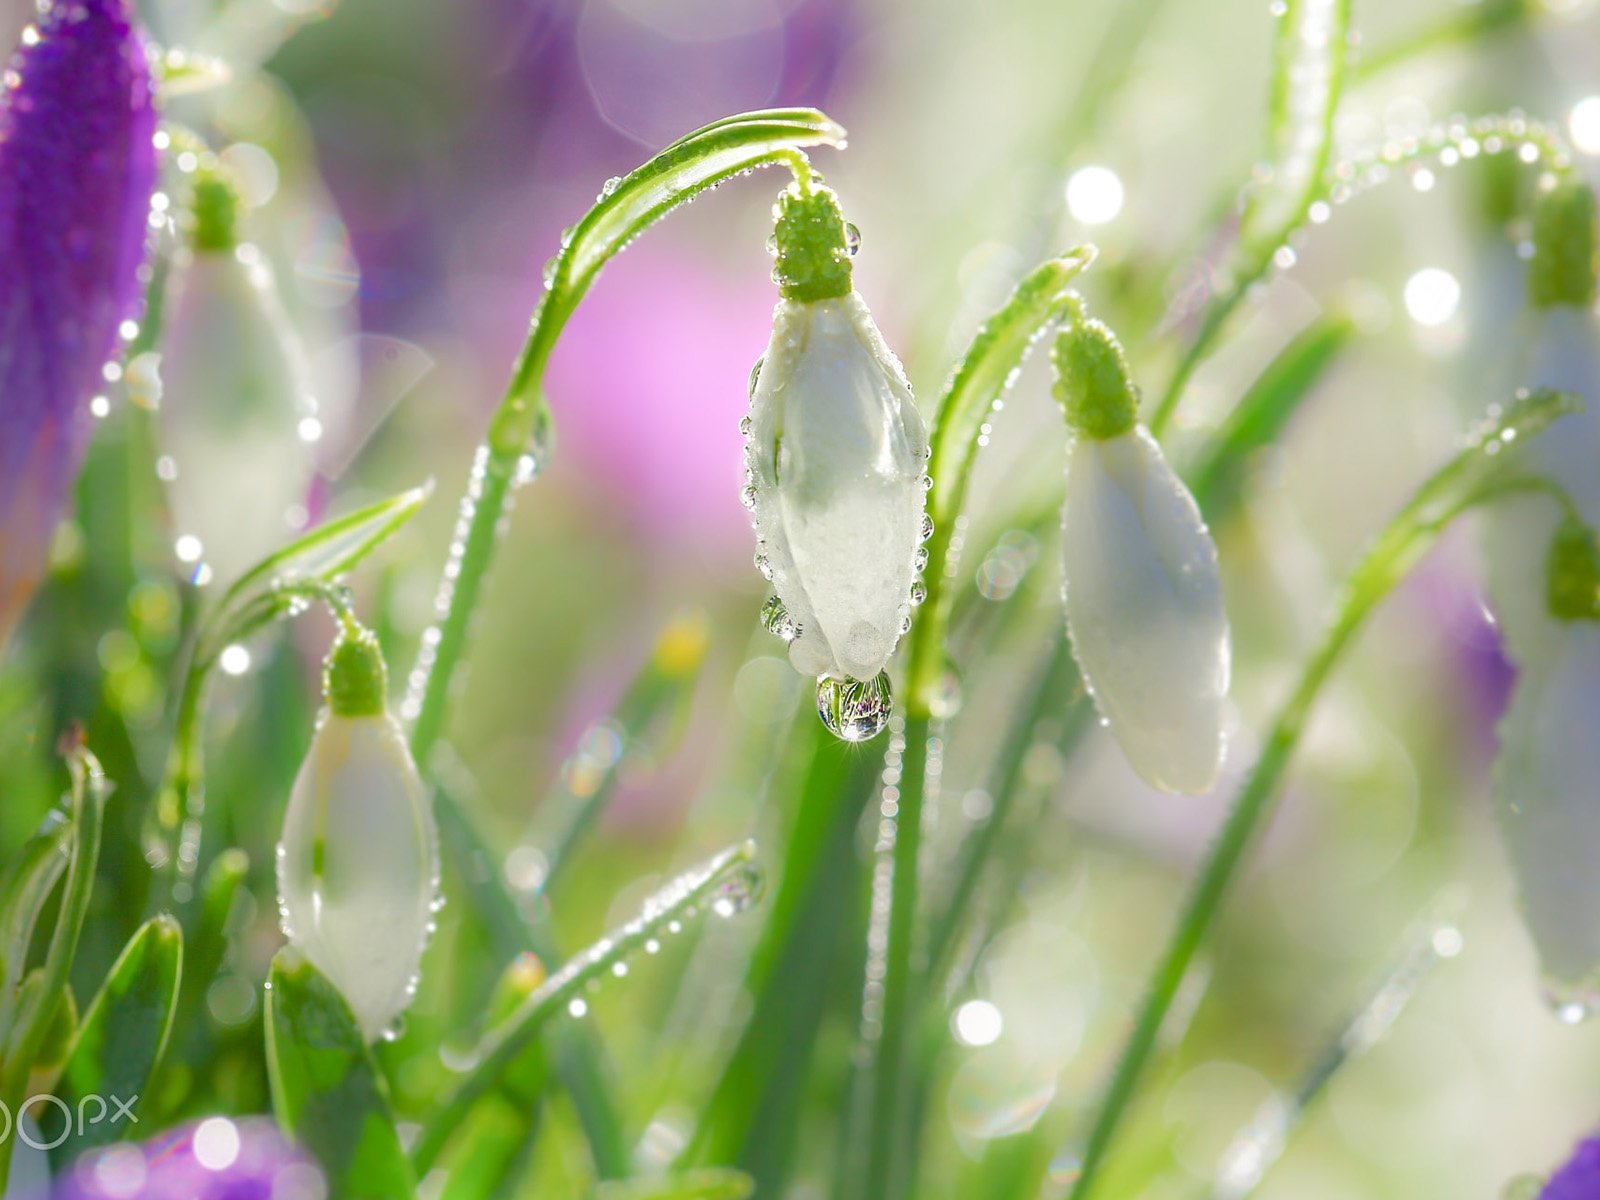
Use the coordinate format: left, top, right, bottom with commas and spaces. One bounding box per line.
1054, 318, 1231, 795
159, 172, 320, 583
1496, 621, 1600, 1008
746, 180, 928, 685
277, 625, 438, 1041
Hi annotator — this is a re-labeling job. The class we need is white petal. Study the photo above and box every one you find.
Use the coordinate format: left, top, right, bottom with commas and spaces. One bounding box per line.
1061, 427, 1231, 794
277, 712, 439, 1040
161, 252, 319, 583
1495, 625, 1600, 991
748, 292, 927, 680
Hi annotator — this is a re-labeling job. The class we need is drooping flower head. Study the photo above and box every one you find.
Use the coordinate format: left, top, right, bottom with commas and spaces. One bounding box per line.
743, 172, 928, 739
1496, 517, 1600, 1016
159, 164, 322, 583
53, 1115, 324, 1199
0, 0, 157, 646
277, 619, 439, 1041
1053, 311, 1231, 794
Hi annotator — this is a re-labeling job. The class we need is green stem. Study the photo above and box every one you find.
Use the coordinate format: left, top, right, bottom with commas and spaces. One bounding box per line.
1063, 389, 1577, 1198
858, 713, 931, 1200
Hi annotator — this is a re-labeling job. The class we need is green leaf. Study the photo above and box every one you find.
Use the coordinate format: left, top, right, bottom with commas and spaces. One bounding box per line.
412, 842, 763, 1177
593, 1169, 756, 1200
265, 951, 416, 1200
1185, 313, 1356, 517
1241, 0, 1352, 252
46, 915, 183, 1163
204, 482, 432, 658
555, 109, 846, 297
0, 812, 70, 1035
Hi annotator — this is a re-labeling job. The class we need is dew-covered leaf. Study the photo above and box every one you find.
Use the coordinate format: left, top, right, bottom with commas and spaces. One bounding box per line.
265, 950, 416, 1200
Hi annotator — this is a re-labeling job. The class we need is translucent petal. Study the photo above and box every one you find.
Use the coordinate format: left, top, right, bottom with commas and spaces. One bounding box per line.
1061, 427, 1230, 794
747, 293, 927, 680
161, 253, 320, 584
277, 712, 439, 1041
1495, 626, 1600, 990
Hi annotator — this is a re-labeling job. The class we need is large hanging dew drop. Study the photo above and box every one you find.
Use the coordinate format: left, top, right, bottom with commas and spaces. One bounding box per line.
1543, 976, 1598, 1025
816, 671, 894, 742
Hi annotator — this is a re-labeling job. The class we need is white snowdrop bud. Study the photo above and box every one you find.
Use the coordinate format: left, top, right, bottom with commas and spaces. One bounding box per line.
1496, 518, 1600, 1019
1053, 317, 1231, 795
745, 179, 928, 703
160, 169, 321, 583
277, 623, 439, 1041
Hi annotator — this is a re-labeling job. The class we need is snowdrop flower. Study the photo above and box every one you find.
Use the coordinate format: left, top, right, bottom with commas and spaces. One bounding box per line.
1495, 518, 1600, 1018
1053, 315, 1230, 794
277, 621, 439, 1041
159, 168, 321, 583
743, 176, 929, 718
0, 0, 156, 647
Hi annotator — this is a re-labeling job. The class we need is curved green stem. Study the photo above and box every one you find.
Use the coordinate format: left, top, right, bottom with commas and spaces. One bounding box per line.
1063, 388, 1578, 1199
405, 108, 845, 770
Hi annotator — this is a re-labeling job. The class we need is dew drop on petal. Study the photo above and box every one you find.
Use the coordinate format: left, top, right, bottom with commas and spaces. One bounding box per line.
761, 595, 797, 641
711, 861, 766, 917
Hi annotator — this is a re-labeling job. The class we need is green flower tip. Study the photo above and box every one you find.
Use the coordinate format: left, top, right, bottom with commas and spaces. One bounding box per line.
1547, 516, 1600, 622
1529, 176, 1598, 311
1052, 318, 1139, 439
190, 167, 240, 254
771, 179, 853, 303
323, 623, 389, 717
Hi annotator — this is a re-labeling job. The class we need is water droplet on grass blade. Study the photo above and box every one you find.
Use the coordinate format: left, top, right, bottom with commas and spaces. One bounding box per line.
816, 671, 893, 742
711, 861, 766, 917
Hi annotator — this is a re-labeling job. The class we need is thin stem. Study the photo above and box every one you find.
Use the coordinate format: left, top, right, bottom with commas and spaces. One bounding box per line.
1063, 389, 1576, 1198
859, 713, 930, 1200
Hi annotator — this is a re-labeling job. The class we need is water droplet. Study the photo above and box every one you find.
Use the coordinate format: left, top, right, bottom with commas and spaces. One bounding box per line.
913, 546, 929, 572
844, 222, 861, 256
765, 232, 778, 255
920, 513, 935, 542
920, 474, 934, 491
1543, 977, 1598, 1024
740, 485, 758, 511
711, 861, 766, 917
381, 1015, 407, 1043
739, 413, 753, 436
761, 595, 797, 641
910, 581, 928, 606
748, 356, 764, 399
816, 672, 894, 742
755, 552, 774, 581
542, 256, 560, 289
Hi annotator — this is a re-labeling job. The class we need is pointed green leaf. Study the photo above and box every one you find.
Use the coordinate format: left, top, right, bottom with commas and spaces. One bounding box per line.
47, 915, 182, 1163
0, 812, 70, 1033
266, 950, 416, 1200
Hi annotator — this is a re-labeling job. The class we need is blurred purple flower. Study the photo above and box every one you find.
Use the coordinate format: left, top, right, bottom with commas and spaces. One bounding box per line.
53, 1116, 324, 1200
0, 0, 156, 646
1543, 1133, 1600, 1200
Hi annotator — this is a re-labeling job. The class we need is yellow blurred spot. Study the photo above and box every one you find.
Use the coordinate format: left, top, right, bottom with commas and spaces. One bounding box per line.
653, 607, 710, 676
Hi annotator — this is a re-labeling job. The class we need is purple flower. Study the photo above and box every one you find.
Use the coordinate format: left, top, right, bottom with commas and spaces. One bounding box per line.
52, 1116, 325, 1200
0, 0, 156, 646
1543, 1134, 1600, 1199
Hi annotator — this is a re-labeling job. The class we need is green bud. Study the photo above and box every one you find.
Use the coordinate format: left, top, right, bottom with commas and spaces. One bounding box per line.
190, 168, 240, 254
323, 623, 389, 717
1052, 318, 1139, 440
771, 180, 853, 303
1529, 177, 1598, 311
1546, 516, 1600, 622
